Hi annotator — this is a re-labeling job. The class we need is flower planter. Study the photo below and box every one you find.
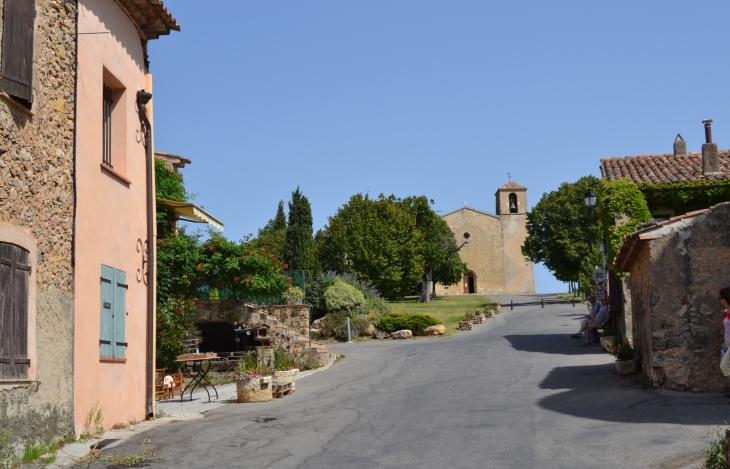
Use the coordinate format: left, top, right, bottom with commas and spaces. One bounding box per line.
273, 369, 299, 392
615, 359, 637, 376
236, 376, 273, 403
600, 336, 616, 352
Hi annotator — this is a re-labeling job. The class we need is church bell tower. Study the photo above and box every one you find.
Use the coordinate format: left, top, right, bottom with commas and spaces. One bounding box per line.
495, 181, 535, 294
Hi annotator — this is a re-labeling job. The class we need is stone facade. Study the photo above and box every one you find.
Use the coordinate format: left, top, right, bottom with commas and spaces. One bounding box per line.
0, 0, 77, 449
618, 203, 730, 391
435, 182, 535, 295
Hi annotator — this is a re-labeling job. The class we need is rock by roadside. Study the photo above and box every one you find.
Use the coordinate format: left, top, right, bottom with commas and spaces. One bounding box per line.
392, 330, 413, 339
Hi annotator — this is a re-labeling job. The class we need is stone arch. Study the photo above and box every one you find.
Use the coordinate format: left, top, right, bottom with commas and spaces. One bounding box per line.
509, 193, 518, 213
463, 271, 477, 294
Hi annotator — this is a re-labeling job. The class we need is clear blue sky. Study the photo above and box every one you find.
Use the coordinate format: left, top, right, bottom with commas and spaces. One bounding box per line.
149, 1, 730, 293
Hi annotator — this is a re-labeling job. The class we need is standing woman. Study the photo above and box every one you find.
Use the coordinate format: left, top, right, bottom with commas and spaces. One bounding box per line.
718, 286, 730, 390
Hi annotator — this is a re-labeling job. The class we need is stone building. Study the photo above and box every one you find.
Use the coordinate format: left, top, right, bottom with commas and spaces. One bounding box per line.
603, 128, 730, 346
0, 0, 78, 448
435, 181, 535, 295
613, 203, 730, 391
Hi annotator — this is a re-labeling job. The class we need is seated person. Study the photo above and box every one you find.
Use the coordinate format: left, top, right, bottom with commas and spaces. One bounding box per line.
581, 297, 610, 347
570, 295, 598, 339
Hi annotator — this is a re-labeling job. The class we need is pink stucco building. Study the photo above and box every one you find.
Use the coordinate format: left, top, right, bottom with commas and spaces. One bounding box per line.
74, 0, 178, 432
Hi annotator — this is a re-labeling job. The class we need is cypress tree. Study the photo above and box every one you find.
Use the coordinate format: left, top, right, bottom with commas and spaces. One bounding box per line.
272, 200, 286, 231
284, 187, 314, 272
256, 200, 287, 261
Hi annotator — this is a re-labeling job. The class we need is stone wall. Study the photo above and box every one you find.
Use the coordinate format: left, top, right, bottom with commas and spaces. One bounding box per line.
194, 300, 310, 335
629, 203, 730, 391
0, 0, 77, 450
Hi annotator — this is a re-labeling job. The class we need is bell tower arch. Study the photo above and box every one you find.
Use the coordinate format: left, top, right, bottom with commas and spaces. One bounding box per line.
495, 181, 535, 293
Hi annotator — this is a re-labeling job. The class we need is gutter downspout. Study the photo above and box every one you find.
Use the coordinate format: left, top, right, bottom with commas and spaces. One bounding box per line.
136, 90, 155, 419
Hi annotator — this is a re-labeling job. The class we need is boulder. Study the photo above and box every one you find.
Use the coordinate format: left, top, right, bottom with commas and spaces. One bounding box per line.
391, 329, 413, 339
311, 318, 325, 330
373, 328, 391, 340
423, 325, 446, 335
309, 329, 323, 340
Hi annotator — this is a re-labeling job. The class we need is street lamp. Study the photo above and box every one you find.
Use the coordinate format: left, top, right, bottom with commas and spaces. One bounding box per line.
584, 188, 597, 208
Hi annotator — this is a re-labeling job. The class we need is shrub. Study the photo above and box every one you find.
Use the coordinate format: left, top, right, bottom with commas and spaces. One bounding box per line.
322, 310, 371, 341
323, 282, 365, 315
282, 286, 305, 303
705, 428, 726, 469
377, 313, 440, 333
308, 271, 390, 320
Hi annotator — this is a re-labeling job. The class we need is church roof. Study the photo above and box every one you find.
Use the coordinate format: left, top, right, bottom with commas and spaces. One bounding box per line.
441, 206, 500, 220
497, 181, 527, 190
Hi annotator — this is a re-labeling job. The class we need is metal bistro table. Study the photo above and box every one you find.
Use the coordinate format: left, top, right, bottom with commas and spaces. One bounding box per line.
176, 353, 219, 402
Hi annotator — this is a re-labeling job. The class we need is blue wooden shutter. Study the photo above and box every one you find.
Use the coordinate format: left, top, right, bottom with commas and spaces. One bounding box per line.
113, 269, 127, 358
100, 265, 114, 357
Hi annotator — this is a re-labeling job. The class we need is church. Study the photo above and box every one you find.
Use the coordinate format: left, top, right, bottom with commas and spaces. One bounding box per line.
435, 181, 536, 295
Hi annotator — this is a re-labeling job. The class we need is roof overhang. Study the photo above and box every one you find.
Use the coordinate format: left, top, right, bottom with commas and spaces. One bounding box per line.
115, 0, 180, 40
156, 198, 224, 231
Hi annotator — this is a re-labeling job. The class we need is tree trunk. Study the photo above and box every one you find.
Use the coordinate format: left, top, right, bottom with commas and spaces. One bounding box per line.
419, 268, 432, 303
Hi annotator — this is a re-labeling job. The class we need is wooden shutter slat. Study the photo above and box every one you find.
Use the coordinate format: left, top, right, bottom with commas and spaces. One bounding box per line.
100, 265, 115, 357
113, 269, 127, 358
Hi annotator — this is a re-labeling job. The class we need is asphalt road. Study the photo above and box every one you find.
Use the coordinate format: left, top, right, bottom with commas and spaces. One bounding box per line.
91, 294, 726, 469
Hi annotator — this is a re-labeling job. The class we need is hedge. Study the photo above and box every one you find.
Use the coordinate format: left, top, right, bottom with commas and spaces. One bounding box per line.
376, 313, 440, 333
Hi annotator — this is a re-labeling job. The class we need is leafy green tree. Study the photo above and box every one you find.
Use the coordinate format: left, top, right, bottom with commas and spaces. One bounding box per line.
284, 187, 315, 273
198, 234, 291, 301
400, 196, 467, 302
318, 194, 424, 300
155, 158, 191, 238
256, 200, 287, 261
522, 175, 603, 293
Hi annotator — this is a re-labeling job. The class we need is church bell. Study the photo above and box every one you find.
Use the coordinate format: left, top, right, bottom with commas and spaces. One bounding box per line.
509, 201, 517, 211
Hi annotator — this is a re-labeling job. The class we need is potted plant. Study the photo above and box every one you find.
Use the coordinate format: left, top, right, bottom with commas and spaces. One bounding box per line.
272, 349, 300, 392
612, 343, 637, 375
232, 358, 273, 403
599, 326, 616, 352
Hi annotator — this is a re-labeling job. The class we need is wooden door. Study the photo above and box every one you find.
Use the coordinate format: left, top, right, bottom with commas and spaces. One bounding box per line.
0, 242, 30, 378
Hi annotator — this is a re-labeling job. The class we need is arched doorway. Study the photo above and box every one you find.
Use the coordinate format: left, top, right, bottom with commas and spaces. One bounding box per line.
463, 271, 476, 294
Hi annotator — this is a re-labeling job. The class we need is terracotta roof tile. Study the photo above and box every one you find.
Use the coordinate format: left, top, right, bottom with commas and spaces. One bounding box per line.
117, 0, 180, 40
600, 151, 730, 185
497, 181, 527, 190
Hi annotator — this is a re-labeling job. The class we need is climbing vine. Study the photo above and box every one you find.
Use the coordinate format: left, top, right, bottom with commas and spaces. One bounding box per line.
639, 180, 730, 215
597, 179, 652, 263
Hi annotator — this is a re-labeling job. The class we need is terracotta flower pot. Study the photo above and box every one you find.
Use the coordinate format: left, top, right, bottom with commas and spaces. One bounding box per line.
236, 376, 273, 403
615, 359, 637, 376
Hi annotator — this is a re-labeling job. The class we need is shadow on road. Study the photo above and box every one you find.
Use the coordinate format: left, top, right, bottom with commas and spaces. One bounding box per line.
504, 334, 603, 355
537, 364, 723, 424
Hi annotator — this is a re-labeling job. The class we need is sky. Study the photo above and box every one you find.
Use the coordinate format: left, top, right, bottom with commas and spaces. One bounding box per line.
149, 1, 730, 294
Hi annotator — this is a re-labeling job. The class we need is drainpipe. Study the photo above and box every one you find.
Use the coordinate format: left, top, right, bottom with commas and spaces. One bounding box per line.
136, 90, 155, 418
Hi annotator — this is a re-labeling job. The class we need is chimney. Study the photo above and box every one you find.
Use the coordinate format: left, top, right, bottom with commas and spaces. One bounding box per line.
702, 119, 720, 175
673, 134, 686, 157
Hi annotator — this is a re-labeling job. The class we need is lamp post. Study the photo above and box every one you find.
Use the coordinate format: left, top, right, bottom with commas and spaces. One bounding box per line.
584, 188, 615, 342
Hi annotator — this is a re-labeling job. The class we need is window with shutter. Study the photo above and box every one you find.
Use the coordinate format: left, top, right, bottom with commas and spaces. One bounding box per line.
0, 0, 36, 105
100, 265, 127, 359
0, 242, 31, 379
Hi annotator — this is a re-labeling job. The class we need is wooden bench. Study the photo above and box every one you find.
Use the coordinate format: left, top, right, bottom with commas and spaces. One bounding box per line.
272, 381, 292, 398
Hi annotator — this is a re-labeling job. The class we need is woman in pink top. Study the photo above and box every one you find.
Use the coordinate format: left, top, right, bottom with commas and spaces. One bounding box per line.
718, 286, 730, 388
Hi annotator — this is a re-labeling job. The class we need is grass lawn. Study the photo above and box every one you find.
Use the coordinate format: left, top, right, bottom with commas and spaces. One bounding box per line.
388, 295, 499, 335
